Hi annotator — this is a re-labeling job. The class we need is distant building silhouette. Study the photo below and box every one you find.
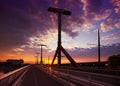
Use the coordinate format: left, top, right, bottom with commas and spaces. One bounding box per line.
108, 54, 120, 69
6, 59, 24, 66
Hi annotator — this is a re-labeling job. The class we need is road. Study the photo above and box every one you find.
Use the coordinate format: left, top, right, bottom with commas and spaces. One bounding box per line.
19, 65, 63, 86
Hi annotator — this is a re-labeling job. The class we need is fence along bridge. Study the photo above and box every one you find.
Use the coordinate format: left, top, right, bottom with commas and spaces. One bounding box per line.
0, 64, 120, 86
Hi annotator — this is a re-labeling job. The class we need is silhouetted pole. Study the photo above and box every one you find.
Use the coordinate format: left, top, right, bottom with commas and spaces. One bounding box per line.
39, 44, 46, 64
48, 7, 78, 68
58, 13, 62, 65
48, 55, 50, 65
36, 53, 39, 64
98, 28, 101, 68
35, 56, 37, 64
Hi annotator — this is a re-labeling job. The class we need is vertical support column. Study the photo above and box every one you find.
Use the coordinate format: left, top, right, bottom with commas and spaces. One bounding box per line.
40, 46, 43, 64
39, 44, 46, 64
36, 53, 39, 64
48, 7, 78, 68
36, 56, 38, 64
58, 13, 61, 67
98, 28, 101, 68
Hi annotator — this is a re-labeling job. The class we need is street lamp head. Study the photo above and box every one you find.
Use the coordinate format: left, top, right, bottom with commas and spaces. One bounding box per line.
48, 7, 71, 15
38, 44, 46, 46
41, 44, 47, 46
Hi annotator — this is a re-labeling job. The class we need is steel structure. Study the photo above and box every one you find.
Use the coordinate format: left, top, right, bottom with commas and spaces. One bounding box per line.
48, 7, 78, 67
98, 28, 101, 68
39, 44, 46, 64
36, 52, 39, 64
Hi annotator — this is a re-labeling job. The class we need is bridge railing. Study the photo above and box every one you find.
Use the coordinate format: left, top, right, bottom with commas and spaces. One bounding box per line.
36, 65, 119, 86
0, 65, 30, 86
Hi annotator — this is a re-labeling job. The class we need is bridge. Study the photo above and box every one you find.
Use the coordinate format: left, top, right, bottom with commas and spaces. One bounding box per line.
0, 65, 120, 86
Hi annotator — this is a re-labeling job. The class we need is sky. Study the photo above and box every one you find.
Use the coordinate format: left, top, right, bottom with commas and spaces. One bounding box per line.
0, 0, 120, 64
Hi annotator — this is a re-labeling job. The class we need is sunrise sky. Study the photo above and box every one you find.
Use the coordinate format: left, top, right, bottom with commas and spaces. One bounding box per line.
0, 0, 120, 64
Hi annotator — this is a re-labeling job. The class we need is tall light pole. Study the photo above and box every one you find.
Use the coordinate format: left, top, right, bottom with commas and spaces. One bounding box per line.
36, 52, 39, 64
48, 55, 50, 65
35, 56, 37, 64
39, 44, 46, 64
98, 28, 101, 68
48, 7, 78, 68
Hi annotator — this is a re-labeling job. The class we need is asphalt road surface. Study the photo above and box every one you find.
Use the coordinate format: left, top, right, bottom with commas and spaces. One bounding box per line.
20, 65, 63, 86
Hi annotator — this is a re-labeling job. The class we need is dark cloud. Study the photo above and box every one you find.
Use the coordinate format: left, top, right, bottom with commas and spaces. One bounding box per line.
86, 0, 103, 13
0, 0, 52, 51
47, 0, 84, 38
0, 0, 119, 58
0, 0, 32, 51
101, 43, 120, 57
65, 43, 120, 59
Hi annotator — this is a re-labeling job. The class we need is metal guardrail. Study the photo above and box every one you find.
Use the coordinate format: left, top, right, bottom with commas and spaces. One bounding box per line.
77, 67, 120, 76
59, 66, 120, 76
0, 65, 30, 86
36, 65, 120, 86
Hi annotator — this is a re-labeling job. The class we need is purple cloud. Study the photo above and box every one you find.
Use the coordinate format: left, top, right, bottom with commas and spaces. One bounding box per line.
0, 0, 119, 61
64, 43, 120, 60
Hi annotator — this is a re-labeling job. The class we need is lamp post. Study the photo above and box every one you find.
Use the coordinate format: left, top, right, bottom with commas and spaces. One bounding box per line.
38, 44, 46, 64
98, 28, 101, 68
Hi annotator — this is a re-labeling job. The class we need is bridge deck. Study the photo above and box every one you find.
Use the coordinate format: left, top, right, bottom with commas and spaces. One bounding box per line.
19, 65, 63, 86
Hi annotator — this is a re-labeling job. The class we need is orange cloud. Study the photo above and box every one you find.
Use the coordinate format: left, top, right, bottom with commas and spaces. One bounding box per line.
100, 22, 113, 32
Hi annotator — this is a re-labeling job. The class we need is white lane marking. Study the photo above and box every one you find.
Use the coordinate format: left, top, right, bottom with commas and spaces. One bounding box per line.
32, 69, 38, 86
13, 66, 31, 86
